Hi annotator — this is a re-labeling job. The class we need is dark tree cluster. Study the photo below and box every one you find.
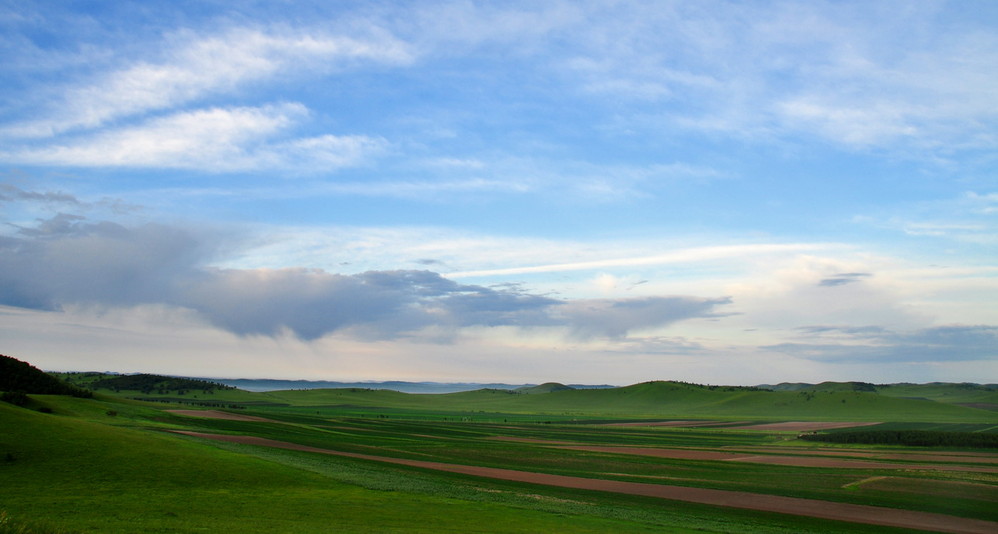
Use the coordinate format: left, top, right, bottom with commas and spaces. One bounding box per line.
0, 354, 92, 398
132, 397, 246, 409
799, 430, 998, 448
670, 380, 768, 392
90, 373, 235, 394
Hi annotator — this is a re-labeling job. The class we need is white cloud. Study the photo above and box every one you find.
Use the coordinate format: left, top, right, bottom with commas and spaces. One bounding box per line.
1, 216, 731, 342
4, 26, 414, 138
854, 191, 998, 246
724, 254, 929, 333
549, 1, 998, 152
316, 177, 530, 198
775, 98, 918, 146
447, 243, 827, 278
1, 103, 386, 172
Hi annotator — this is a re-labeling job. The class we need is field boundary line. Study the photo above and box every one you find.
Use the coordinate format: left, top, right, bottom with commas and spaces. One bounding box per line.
171, 430, 998, 534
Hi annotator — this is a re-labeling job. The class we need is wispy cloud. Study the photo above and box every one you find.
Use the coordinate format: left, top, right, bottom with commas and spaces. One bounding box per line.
853, 191, 998, 246
2, 104, 386, 172
818, 272, 871, 287
550, 1, 998, 153
448, 243, 826, 278
3, 26, 413, 138
0, 183, 80, 205
0, 24, 408, 174
557, 296, 731, 339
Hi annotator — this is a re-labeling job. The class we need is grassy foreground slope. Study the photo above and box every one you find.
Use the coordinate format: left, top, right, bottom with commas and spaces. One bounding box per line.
2, 387, 996, 533
0, 398, 698, 534
2, 396, 940, 534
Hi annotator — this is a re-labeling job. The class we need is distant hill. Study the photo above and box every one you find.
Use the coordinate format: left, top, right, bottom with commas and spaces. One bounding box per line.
28, 362, 998, 420
196, 378, 614, 393
756, 381, 998, 408
515, 382, 575, 394
394, 380, 997, 421
211, 378, 539, 393
0, 354, 91, 398
756, 382, 877, 392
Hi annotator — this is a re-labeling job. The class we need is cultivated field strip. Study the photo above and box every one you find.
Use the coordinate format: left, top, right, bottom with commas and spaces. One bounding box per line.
490, 435, 998, 471
174, 430, 998, 534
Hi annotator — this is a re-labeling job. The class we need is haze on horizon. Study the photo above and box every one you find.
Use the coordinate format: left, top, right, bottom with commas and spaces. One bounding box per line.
1, 1, 995, 386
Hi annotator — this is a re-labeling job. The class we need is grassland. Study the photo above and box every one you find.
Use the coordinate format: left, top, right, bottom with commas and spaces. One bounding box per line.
55, 374, 998, 423
2, 375, 996, 533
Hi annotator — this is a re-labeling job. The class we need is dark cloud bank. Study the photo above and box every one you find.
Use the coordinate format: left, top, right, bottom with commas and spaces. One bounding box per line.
0, 215, 728, 341
766, 325, 998, 363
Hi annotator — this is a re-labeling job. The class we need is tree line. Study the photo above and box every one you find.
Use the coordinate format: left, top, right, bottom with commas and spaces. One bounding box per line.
89, 373, 235, 394
799, 430, 998, 448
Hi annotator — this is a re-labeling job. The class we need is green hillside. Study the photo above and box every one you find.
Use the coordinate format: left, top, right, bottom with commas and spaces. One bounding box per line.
0, 354, 91, 402
471, 381, 996, 422
875, 382, 998, 406
759, 381, 998, 407
515, 382, 574, 394
228, 380, 997, 422
45, 373, 998, 422
3, 364, 996, 533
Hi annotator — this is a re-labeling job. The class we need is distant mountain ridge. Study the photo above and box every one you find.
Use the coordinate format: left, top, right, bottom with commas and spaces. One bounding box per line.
33, 366, 998, 420
42, 369, 998, 398
208, 378, 615, 393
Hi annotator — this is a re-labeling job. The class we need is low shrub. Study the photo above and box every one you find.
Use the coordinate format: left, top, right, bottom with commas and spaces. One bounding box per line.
0, 391, 28, 407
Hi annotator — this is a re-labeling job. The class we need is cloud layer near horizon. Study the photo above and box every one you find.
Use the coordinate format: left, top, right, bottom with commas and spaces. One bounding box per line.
0, 214, 728, 341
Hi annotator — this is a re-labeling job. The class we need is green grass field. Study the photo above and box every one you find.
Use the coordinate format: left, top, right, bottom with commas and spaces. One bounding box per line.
3, 376, 996, 533
57, 375, 998, 422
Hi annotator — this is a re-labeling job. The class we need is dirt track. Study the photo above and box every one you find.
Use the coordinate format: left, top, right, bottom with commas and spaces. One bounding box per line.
492, 437, 998, 472
173, 430, 998, 534
557, 445, 998, 472
601, 420, 751, 428
726, 421, 883, 431
165, 409, 284, 423
733, 446, 998, 463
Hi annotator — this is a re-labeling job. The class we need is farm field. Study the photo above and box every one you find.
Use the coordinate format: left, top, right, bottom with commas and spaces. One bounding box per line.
1, 373, 997, 533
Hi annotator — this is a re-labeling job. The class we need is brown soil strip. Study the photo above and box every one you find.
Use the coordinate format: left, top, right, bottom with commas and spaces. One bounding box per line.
723, 454, 997, 472
601, 420, 750, 428
165, 409, 284, 424
726, 421, 883, 431
731, 447, 998, 464
489, 436, 576, 445
558, 445, 743, 461
558, 446, 998, 473
173, 431, 998, 534
493, 438, 998, 471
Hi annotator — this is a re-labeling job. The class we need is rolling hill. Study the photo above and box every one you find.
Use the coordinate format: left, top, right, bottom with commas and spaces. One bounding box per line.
0, 354, 91, 398
36, 366, 998, 422
63, 378, 996, 422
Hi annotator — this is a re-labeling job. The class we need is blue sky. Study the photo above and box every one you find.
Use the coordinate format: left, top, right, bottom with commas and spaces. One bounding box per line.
1, 1, 995, 385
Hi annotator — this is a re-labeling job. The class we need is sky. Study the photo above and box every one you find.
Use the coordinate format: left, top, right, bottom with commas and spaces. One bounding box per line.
1, 1, 996, 386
